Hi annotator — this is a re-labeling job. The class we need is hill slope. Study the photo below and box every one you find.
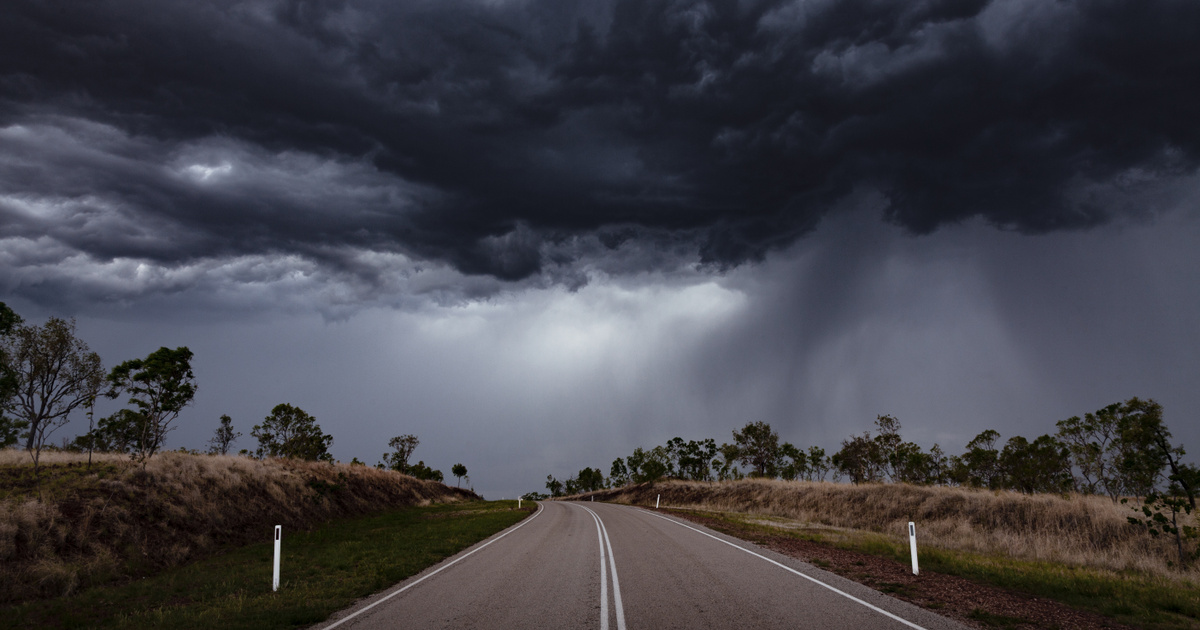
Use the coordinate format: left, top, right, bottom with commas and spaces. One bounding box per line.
0, 450, 476, 602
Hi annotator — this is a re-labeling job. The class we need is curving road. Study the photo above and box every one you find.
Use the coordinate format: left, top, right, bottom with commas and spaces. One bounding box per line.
317, 501, 967, 630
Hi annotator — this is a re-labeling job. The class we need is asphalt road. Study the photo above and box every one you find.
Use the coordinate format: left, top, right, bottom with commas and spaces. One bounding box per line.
317, 501, 968, 630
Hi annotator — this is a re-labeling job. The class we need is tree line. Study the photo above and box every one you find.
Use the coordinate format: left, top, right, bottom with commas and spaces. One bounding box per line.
538, 399, 1199, 564
539, 402, 1196, 504
0, 303, 469, 487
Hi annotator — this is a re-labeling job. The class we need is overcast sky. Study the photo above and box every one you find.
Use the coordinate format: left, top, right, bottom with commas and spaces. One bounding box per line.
2, 0, 1198, 499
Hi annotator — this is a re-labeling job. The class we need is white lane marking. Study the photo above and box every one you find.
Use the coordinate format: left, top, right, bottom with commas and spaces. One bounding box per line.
580, 505, 609, 630
577, 504, 628, 630
642, 509, 929, 630
320, 502, 545, 630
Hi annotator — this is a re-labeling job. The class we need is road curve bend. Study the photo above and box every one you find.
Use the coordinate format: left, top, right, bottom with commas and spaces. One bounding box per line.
317, 501, 968, 630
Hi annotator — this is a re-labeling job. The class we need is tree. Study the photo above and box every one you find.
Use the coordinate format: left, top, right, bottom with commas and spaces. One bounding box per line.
1116, 398, 1185, 503
546, 474, 564, 497
677, 438, 718, 481
999, 434, 1073, 494
891, 441, 934, 485
0, 302, 24, 448
251, 403, 333, 461
1057, 405, 1122, 498
925, 444, 950, 485
207, 414, 241, 455
715, 442, 743, 481
382, 434, 420, 473
806, 446, 831, 481
408, 461, 443, 482
82, 409, 146, 454
873, 415, 904, 481
833, 432, 884, 484
960, 429, 1003, 489
1127, 484, 1199, 568
625, 446, 670, 483
574, 467, 606, 493
610, 458, 630, 487
108, 346, 196, 465
733, 421, 782, 478
1118, 398, 1196, 508
779, 442, 807, 481
3, 317, 104, 471
79, 363, 105, 469
452, 463, 468, 487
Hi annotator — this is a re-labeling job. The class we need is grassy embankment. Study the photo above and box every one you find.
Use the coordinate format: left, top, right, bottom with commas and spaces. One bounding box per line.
582, 479, 1200, 629
3, 499, 530, 629
0, 449, 529, 628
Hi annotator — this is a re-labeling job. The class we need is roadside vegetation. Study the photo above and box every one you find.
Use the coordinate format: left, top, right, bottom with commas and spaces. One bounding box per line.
0, 449, 478, 603
0, 302, 465, 484
541, 402, 1200, 572
3, 500, 531, 629
656, 503, 1199, 629
591, 478, 1197, 580
0, 301, 497, 626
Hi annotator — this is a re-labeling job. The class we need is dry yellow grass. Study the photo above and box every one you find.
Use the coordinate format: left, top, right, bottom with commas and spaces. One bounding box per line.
0, 449, 476, 602
587, 478, 1199, 580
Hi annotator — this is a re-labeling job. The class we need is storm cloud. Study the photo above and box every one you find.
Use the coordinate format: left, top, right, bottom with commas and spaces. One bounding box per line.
3, 0, 1199, 303
3, 0, 1199, 498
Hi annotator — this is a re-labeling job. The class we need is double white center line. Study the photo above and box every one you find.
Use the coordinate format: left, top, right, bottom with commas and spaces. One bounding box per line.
577, 504, 627, 630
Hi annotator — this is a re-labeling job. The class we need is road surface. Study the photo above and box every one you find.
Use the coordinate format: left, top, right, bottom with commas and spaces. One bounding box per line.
318, 501, 967, 630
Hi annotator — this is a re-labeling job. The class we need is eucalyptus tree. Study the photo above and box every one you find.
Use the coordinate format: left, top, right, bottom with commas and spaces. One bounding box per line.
779, 442, 806, 481
733, 421, 781, 478
382, 434, 419, 473
2, 316, 104, 470
833, 432, 884, 484
805, 446, 831, 481
999, 434, 1073, 494
207, 414, 241, 455
677, 438, 718, 481
108, 346, 196, 465
251, 403, 333, 461
1117, 397, 1196, 508
959, 429, 1003, 489
609, 457, 630, 487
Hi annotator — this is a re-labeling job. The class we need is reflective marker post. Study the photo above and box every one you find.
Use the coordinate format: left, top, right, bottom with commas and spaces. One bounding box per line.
656, 494, 660, 509
908, 522, 918, 575
273, 525, 282, 591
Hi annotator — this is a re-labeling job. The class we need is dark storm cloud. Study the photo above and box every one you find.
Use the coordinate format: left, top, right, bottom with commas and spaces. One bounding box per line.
2, 0, 1198, 293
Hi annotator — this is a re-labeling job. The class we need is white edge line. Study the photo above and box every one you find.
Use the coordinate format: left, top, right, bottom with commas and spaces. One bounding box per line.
642, 508, 928, 630
321, 502, 545, 630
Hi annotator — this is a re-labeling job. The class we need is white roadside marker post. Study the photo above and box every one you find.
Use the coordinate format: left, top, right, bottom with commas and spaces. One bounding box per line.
273, 525, 282, 591
518, 498, 522, 509
908, 522, 918, 575
656, 494, 660, 509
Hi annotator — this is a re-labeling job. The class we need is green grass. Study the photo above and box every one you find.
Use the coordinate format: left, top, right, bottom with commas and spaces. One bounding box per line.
690, 509, 1200, 630
3, 500, 531, 630
918, 547, 1200, 630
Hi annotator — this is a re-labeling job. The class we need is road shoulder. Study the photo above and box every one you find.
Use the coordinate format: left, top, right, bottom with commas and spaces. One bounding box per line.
657, 508, 1131, 630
